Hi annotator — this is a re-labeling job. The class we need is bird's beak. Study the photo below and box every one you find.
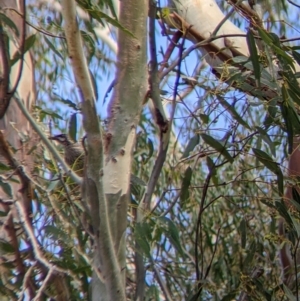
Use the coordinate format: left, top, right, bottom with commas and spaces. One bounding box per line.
49, 136, 56, 141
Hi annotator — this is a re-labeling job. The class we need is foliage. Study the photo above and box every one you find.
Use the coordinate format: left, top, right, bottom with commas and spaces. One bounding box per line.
1, 0, 300, 300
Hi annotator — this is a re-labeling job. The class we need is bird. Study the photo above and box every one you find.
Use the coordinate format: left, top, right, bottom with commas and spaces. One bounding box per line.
49, 134, 85, 176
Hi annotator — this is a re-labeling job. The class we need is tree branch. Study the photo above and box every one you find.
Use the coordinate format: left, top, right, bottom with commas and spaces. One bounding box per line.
13, 96, 82, 184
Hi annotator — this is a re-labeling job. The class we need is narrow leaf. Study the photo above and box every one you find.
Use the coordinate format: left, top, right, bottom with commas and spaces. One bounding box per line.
199, 113, 209, 124
263, 99, 278, 129
217, 96, 250, 129
68, 113, 77, 142
252, 148, 283, 195
246, 29, 260, 86
207, 156, 218, 186
256, 126, 275, 157
44, 225, 68, 240
275, 201, 293, 229
11, 35, 36, 66
0, 162, 11, 171
243, 240, 256, 267
44, 36, 64, 61
180, 166, 192, 204
143, 138, 154, 164
181, 134, 199, 159
252, 148, 279, 173
257, 28, 273, 45
0, 180, 12, 197
201, 133, 233, 163
130, 174, 146, 186
292, 50, 300, 65
159, 217, 185, 257
0, 240, 15, 254
292, 187, 300, 205
35, 107, 63, 120
54, 95, 78, 110
289, 199, 300, 212
88, 9, 134, 38
283, 284, 297, 301
239, 219, 247, 249
135, 222, 151, 257
280, 91, 294, 154
0, 13, 19, 36
221, 292, 238, 301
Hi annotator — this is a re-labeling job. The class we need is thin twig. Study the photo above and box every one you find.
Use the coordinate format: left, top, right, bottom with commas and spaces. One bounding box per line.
204, 227, 221, 279
195, 171, 212, 284
13, 96, 82, 184
32, 267, 54, 301
18, 265, 35, 301
287, 0, 300, 8
150, 256, 173, 301
158, 30, 182, 76
15, 199, 80, 283
211, 4, 237, 37
160, 191, 180, 217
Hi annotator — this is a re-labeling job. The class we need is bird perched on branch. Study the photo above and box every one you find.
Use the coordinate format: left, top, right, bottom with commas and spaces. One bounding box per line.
49, 134, 85, 176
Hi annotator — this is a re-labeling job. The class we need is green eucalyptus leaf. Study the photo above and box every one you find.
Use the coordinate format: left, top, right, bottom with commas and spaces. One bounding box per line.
0, 240, 15, 254
252, 148, 283, 196
217, 96, 250, 129
180, 166, 192, 205
0, 13, 19, 36
181, 134, 199, 159
0, 162, 11, 171
159, 217, 185, 257
0, 180, 12, 197
11, 34, 36, 66
44, 36, 64, 61
246, 29, 260, 86
134, 222, 151, 257
68, 113, 77, 142
239, 219, 247, 249
201, 133, 233, 163
87, 9, 134, 38
292, 187, 300, 205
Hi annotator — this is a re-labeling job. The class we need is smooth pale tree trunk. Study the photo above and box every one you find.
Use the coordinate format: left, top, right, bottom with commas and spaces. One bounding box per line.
170, 0, 297, 84
93, 0, 148, 297
61, 0, 147, 299
171, 0, 249, 64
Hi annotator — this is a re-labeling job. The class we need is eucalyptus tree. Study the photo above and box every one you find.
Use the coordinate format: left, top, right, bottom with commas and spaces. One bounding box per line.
0, 0, 300, 300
